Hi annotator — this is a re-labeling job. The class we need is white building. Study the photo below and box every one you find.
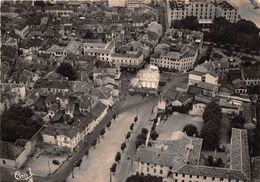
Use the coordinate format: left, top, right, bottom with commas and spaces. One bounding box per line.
130, 65, 160, 93
133, 128, 251, 182
110, 51, 144, 68
188, 70, 218, 85
166, 0, 239, 27
147, 21, 163, 37
151, 47, 198, 73
83, 40, 115, 62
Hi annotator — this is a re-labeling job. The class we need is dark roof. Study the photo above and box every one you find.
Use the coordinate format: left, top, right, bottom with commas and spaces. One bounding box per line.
91, 102, 107, 118
0, 141, 24, 160
242, 66, 260, 79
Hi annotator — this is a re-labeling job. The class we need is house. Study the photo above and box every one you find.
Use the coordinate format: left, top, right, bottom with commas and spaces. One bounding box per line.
65, 53, 96, 73
90, 87, 115, 107
242, 66, 260, 86
90, 102, 108, 127
93, 67, 121, 88
189, 95, 211, 116
151, 47, 198, 73
14, 24, 30, 38
188, 70, 218, 86
233, 79, 248, 95
147, 21, 163, 37
0, 83, 27, 101
83, 40, 115, 61
79, 96, 98, 114
110, 51, 144, 69
243, 103, 257, 130
188, 82, 219, 98
0, 141, 27, 169
164, 89, 192, 107
133, 128, 251, 182
34, 80, 70, 94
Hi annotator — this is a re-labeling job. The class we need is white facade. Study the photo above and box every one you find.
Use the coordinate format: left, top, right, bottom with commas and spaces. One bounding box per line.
167, 0, 239, 27
188, 71, 218, 86
151, 50, 198, 73
147, 21, 163, 37
110, 51, 144, 67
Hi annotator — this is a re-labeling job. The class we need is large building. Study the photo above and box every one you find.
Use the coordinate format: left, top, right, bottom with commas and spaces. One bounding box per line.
166, 0, 239, 27
133, 128, 251, 182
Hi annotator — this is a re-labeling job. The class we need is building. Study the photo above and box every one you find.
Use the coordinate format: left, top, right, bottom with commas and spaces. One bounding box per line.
188, 70, 218, 86
0, 141, 28, 169
110, 51, 144, 69
133, 128, 251, 182
242, 66, 260, 86
130, 65, 160, 94
243, 103, 257, 130
147, 21, 163, 37
83, 40, 115, 62
166, 0, 239, 28
14, 24, 30, 38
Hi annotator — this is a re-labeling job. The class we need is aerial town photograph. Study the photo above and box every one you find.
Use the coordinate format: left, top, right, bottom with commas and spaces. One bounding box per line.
0, 0, 260, 182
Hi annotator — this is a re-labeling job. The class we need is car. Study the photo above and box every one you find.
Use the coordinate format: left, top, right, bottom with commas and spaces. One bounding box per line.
53, 160, 60, 165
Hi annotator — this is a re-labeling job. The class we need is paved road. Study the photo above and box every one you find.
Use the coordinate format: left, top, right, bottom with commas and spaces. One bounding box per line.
114, 97, 158, 182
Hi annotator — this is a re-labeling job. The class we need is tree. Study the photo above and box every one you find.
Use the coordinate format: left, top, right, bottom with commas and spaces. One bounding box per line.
84, 29, 94, 39
171, 20, 183, 29
107, 121, 111, 129
235, 19, 259, 35
183, 124, 199, 137
231, 113, 245, 129
1, 105, 42, 142
200, 121, 220, 150
110, 163, 117, 174
100, 129, 105, 137
137, 133, 147, 141
115, 152, 121, 163
171, 16, 200, 30
141, 128, 148, 135
91, 139, 97, 149
203, 101, 222, 125
126, 131, 131, 140
130, 123, 134, 131
134, 116, 138, 123
135, 139, 145, 149
121, 142, 126, 152
57, 62, 77, 80
150, 130, 159, 140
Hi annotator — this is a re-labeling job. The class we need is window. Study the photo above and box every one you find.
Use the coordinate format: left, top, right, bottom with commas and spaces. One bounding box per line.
154, 169, 156, 173
3, 160, 6, 164
212, 177, 215, 181
190, 175, 192, 178
147, 167, 149, 172
203, 176, 207, 180
182, 174, 185, 177
197, 176, 199, 178
160, 170, 163, 174
175, 180, 178, 182
175, 173, 178, 176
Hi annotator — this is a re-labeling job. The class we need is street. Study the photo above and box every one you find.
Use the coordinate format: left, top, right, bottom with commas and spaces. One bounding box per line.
66, 95, 157, 182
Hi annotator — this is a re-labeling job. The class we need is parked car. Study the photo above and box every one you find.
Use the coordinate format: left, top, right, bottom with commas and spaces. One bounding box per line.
53, 160, 60, 165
